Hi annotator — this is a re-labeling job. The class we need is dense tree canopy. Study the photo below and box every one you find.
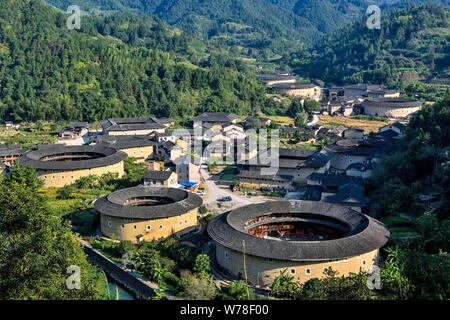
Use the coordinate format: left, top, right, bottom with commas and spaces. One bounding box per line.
0, 0, 270, 123
0, 165, 107, 299
290, 4, 450, 85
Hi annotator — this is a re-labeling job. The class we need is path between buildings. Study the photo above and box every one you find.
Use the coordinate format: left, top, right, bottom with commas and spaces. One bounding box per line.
306, 114, 320, 127
200, 168, 256, 208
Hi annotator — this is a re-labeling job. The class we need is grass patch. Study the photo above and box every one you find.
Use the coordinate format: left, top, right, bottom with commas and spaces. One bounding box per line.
318, 115, 391, 134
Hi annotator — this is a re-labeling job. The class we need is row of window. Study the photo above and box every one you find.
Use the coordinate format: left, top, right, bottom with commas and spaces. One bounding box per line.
43, 175, 74, 180
106, 219, 190, 231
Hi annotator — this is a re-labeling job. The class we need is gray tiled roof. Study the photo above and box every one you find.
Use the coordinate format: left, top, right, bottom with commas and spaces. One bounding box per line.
94, 135, 156, 149
101, 117, 165, 132
94, 187, 202, 219
324, 138, 388, 157
0, 145, 29, 157
256, 74, 295, 81
194, 112, 239, 123
307, 172, 364, 187
143, 170, 175, 181
270, 83, 316, 89
361, 98, 421, 109
208, 201, 389, 261
322, 183, 369, 206
237, 170, 291, 182
19, 145, 127, 170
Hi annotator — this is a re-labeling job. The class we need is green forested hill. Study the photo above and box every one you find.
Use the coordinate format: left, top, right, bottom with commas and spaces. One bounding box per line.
45, 0, 450, 54
0, 0, 269, 122
289, 4, 450, 85
42, 0, 374, 54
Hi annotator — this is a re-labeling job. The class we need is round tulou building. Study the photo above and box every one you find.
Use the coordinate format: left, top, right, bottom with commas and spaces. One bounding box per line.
208, 201, 389, 287
19, 145, 127, 188
94, 186, 203, 243
360, 98, 421, 118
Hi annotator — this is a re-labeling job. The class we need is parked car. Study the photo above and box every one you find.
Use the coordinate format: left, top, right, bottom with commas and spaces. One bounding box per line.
196, 189, 205, 195
217, 196, 232, 203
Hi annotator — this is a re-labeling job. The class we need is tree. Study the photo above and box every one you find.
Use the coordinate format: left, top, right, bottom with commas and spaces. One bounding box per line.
198, 205, 208, 215
288, 99, 304, 118
133, 248, 169, 284
270, 270, 302, 299
294, 113, 306, 127
380, 247, 414, 300
193, 254, 211, 277
300, 269, 374, 300
222, 280, 254, 300
303, 99, 320, 113
0, 166, 107, 299
180, 272, 218, 300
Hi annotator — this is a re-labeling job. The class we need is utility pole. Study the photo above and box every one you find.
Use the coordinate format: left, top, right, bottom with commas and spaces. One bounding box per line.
242, 240, 250, 299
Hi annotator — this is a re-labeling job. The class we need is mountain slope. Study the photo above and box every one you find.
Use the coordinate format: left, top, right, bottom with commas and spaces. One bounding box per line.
289, 4, 450, 85
0, 0, 268, 123
46, 0, 449, 54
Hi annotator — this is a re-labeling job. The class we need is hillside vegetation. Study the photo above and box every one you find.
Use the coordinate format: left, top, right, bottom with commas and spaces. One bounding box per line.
46, 1, 450, 56
289, 4, 450, 85
0, 0, 270, 123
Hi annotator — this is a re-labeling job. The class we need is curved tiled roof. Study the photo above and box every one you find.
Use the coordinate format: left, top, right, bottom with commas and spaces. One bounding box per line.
362, 98, 421, 109
95, 186, 203, 220
19, 145, 127, 170
208, 201, 389, 261
271, 83, 316, 89
324, 138, 387, 157
94, 135, 156, 149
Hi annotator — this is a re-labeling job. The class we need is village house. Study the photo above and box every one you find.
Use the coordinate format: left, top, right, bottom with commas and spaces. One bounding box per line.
238, 147, 331, 188
327, 125, 348, 137
176, 155, 201, 184
143, 170, 178, 188
378, 121, 407, 136
193, 112, 239, 130
301, 172, 368, 212
146, 161, 161, 171
321, 97, 360, 116
245, 116, 272, 129
59, 122, 89, 139
279, 127, 315, 142
256, 73, 296, 86
342, 84, 400, 99
154, 117, 175, 128
345, 162, 373, 179
222, 123, 246, 140
155, 140, 184, 162
324, 136, 393, 171
343, 127, 365, 139
270, 83, 322, 101
101, 117, 166, 136
93, 135, 156, 163
3, 121, 21, 130
0, 145, 29, 164
237, 170, 295, 192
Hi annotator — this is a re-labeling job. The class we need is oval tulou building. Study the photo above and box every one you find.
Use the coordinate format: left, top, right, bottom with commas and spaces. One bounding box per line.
95, 186, 203, 243
19, 145, 127, 188
208, 201, 389, 287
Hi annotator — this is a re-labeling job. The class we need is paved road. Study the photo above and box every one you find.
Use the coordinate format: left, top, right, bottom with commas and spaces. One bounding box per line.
306, 114, 320, 127
200, 168, 257, 210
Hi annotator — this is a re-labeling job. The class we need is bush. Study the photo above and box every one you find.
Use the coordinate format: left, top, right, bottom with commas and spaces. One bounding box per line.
57, 185, 76, 200
198, 205, 208, 215
117, 241, 136, 256
179, 271, 217, 300
192, 254, 211, 276
222, 280, 254, 300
